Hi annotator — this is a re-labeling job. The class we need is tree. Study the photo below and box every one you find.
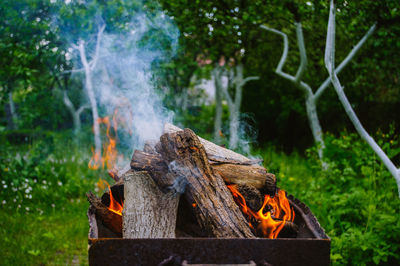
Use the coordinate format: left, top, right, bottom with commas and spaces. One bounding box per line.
70, 25, 105, 159
261, 6, 376, 166
324, 0, 400, 196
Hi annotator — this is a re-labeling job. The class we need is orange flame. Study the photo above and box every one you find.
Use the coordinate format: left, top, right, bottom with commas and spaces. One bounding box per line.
88, 109, 122, 171
108, 184, 123, 216
227, 185, 295, 239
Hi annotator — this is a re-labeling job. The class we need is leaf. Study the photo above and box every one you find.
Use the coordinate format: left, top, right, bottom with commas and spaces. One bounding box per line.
27, 249, 40, 256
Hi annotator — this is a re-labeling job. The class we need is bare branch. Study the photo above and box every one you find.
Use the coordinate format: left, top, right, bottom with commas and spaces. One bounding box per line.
315, 23, 376, 100
241, 76, 259, 86
89, 24, 106, 71
77, 104, 90, 116
294, 22, 307, 82
63, 90, 75, 113
260, 25, 295, 82
324, 0, 400, 196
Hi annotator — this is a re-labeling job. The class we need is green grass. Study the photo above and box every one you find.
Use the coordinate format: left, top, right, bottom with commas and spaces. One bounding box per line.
0, 200, 89, 265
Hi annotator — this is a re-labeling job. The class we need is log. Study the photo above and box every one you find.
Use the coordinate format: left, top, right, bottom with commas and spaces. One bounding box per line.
213, 164, 276, 195
155, 128, 255, 238
164, 123, 261, 165
131, 150, 276, 195
86, 192, 122, 236
122, 170, 179, 238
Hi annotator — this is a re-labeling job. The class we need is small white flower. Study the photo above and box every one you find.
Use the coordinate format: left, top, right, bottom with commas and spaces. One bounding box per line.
51, 204, 55, 208
3, 184, 7, 189
13, 199, 16, 202
26, 207, 30, 211
42, 180, 47, 184
18, 204, 21, 208
57, 181, 62, 186
1, 180, 5, 184
2, 200, 6, 204
29, 195, 32, 199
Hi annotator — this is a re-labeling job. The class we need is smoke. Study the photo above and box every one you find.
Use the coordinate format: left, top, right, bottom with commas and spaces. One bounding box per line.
59, 2, 179, 167
94, 13, 178, 150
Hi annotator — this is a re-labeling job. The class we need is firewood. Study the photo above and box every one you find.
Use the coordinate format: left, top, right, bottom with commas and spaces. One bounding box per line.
122, 170, 179, 238
131, 150, 276, 195
154, 128, 255, 238
86, 192, 122, 236
235, 184, 263, 212
164, 123, 259, 164
214, 164, 276, 195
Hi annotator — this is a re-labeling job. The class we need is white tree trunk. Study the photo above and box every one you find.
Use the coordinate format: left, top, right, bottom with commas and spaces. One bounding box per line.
8, 91, 18, 129
325, 0, 400, 197
305, 93, 325, 164
212, 66, 224, 144
261, 22, 376, 167
63, 90, 88, 133
221, 64, 258, 150
78, 41, 101, 156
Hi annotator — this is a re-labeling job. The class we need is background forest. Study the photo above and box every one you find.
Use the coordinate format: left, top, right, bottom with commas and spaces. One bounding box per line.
1, 0, 399, 265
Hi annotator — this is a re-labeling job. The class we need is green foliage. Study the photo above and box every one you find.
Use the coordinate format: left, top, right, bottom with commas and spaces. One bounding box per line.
0, 132, 111, 265
258, 128, 400, 265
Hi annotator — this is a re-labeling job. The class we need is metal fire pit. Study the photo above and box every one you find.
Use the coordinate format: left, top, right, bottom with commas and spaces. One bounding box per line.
88, 194, 330, 266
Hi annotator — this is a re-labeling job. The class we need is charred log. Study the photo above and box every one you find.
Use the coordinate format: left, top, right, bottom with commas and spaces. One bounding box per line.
86, 191, 122, 236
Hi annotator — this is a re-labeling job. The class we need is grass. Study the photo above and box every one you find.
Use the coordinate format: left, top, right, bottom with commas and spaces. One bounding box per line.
0, 200, 89, 265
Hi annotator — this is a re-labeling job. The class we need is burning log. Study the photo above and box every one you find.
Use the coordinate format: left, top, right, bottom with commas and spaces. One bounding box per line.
153, 128, 255, 238
86, 192, 122, 236
123, 170, 179, 238
214, 164, 276, 194
131, 151, 276, 194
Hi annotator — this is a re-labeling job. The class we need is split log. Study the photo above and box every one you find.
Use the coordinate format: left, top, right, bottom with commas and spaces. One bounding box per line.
164, 123, 260, 165
86, 192, 122, 236
131, 150, 276, 195
123, 170, 179, 238
154, 128, 255, 238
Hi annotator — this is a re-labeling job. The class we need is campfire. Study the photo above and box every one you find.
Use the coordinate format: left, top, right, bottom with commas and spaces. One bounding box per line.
86, 123, 330, 265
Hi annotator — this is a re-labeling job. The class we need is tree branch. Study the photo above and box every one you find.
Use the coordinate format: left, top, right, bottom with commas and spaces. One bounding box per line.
324, 0, 400, 197
260, 25, 312, 95
315, 23, 376, 100
294, 22, 307, 82
89, 24, 105, 71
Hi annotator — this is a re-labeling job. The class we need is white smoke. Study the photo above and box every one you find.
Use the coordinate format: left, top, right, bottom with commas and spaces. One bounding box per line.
87, 12, 179, 162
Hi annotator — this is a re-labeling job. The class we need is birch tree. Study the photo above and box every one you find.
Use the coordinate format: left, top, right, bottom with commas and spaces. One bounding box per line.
324, 0, 400, 197
212, 64, 224, 144
221, 63, 259, 150
261, 15, 376, 167
62, 90, 89, 133
70, 25, 105, 157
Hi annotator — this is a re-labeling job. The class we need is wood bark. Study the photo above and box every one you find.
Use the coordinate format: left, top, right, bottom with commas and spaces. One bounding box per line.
164, 123, 260, 164
154, 128, 255, 238
86, 191, 122, 236
131, 149, 276, 195
122, 170, 179, 238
